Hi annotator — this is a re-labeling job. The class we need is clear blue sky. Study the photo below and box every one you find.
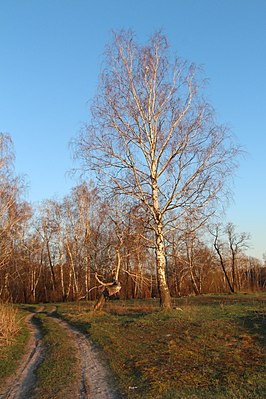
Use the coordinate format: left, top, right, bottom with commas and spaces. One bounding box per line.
0, 0, 265, 259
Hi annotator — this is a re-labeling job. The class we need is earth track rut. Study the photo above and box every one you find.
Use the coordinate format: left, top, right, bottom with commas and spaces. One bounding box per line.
51, 315, 119, 399
0, 313, 43, 399
1, 308, 120, 399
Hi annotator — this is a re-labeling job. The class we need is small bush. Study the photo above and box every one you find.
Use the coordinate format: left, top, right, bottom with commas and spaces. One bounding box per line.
0, 302, 21, 345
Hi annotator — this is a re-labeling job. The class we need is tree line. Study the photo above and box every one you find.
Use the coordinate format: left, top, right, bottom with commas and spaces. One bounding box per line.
1, 31, 265, 306
0, 132, 265, 304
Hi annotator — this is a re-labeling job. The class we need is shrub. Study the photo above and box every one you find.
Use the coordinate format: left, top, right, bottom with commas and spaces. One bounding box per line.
0, 303, 21, 345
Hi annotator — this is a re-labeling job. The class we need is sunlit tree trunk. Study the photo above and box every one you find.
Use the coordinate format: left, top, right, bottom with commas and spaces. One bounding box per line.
155, 226, 171, 308
59, 253, 66, 301
65, 240, 79, 299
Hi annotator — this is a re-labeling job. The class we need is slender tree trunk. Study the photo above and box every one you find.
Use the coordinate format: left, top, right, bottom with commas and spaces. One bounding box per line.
231, 251, 236, 292
189, 267, 200, 295
66, 242, 79, 299
46, 240, 56, 291
214, 238, 234, 293
85, 259, 90, 300
30, 266, 42, 303
186, 242, 200, 296
155, 227, 172, 309
66, 264, 72, 300
58, 240, 66, 301
59, 260, 65, 301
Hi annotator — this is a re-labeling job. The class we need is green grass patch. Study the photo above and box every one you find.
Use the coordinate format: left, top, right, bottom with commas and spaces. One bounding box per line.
0, 308, 30, 385
56, 293, 266, 398
30, 312, 80, 399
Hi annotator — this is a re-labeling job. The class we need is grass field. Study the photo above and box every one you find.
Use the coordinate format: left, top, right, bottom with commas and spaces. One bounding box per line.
56, 293, 266, 398
0, 293, 265, 398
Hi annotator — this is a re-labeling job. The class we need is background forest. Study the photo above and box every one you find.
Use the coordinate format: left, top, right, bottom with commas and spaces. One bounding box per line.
1, 132, 265, 304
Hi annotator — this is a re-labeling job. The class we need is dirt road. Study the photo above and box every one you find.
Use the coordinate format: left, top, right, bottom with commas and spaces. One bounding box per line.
0, 313, 43, 399
0, 309, 120, 399
53, 317, 118, 399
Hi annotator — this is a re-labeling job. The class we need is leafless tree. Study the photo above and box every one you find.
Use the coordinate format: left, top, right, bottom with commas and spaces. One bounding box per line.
0, 133, 32, 301
62, 183, 98, 301
0, 134, 21, 266
0, 134, 16, 272
73, 31, 240, 309
212, 222, 250, 292
226, 222, 250, 290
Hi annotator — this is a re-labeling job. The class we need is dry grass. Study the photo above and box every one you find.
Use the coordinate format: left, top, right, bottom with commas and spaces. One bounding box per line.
0, 302, 21, 345
57, 294, 266, 398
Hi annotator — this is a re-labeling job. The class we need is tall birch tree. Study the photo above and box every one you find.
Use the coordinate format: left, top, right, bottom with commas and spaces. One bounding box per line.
73, 31, 240, 309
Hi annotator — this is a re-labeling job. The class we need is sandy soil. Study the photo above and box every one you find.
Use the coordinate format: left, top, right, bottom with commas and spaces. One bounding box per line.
0, 308, 120, 399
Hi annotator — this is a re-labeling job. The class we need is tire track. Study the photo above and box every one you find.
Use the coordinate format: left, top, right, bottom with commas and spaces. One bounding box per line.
0, 313, 44, 399
51, 314, 119, 399
1, 307, 120, 399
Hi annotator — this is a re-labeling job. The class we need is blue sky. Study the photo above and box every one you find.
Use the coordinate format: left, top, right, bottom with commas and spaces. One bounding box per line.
0, 0, 265, 259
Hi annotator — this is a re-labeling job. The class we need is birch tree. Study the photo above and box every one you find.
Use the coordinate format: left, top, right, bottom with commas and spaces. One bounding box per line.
73, 31, 240, 309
